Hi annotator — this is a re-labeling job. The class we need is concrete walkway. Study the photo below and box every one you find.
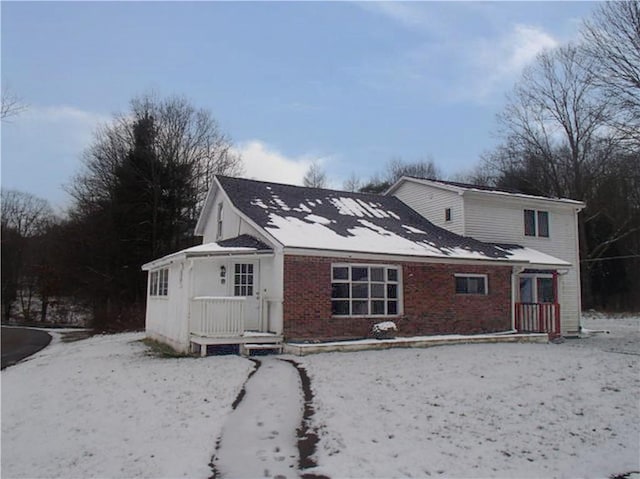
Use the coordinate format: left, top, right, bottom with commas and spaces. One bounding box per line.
214, 358, 304, 479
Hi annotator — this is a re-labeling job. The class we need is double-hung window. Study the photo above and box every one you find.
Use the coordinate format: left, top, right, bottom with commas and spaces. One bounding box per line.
524, 209, 549, 238
331, 264, 400, 317
149, 268, 169, 297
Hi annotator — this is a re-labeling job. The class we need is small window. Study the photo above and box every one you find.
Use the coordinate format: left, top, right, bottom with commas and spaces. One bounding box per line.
455, 274, 487, 295
445, 208, 452, 222
537, 211, 549, 237
216, 203, 224, 239
524, 209, 549, 237
149, 268, 169, 297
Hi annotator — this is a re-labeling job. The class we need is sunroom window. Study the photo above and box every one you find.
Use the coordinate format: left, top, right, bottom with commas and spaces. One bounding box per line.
331, 264, 400, 317
149, 268, 169, 297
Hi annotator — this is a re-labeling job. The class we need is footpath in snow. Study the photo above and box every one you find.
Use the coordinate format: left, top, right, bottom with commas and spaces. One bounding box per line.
212, 358, 304, 479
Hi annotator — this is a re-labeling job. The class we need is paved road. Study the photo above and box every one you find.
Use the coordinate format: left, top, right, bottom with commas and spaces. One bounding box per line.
1, 327, 52, 369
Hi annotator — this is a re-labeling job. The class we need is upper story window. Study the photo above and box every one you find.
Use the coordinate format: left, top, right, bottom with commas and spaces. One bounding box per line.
149, 268, 169, 297
455, 274, 488, 295
445, 208, 452, 222
216, 203, 224, 239
331, 264, 401, 317
524, 209, 549, 238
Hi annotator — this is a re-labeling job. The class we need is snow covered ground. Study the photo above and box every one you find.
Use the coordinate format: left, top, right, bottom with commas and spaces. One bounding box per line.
1, 332, 252, 479
299, 314, 640, 478
2, 315, 638, 479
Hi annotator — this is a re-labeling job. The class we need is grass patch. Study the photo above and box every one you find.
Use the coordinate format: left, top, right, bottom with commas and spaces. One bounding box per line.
141, 338, 194, 358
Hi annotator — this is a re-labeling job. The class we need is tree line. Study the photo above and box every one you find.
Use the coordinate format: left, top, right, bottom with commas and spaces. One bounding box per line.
2, 2, 638, 329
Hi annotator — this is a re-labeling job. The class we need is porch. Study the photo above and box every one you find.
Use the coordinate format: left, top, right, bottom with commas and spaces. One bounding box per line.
515, 302, 561, 337
189, 296, 283, 356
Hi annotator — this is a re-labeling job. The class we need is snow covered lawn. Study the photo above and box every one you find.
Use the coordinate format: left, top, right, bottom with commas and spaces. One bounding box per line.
1, 332, 252, 479
299, 315, 640, 478
2, 316, 638, 479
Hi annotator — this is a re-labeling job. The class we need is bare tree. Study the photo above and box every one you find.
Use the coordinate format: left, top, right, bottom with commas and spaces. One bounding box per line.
385, 157, 440, 184
484, 44, 640, 309
342, 173, 362, 192
1, 86, 27, 121
582, 0, 640, 145
303, 161, 328, 188
1, 190, 55, 322
493, 45, 615, 200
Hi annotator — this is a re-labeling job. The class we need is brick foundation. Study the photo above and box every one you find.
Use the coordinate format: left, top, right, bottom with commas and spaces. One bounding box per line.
283, 255, 512, 342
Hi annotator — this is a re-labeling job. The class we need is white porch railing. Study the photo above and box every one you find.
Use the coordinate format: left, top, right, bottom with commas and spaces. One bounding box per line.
190, 296, 245, 337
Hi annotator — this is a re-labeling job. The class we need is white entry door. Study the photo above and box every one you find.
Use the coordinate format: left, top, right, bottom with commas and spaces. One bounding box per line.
232, 262, 262, 331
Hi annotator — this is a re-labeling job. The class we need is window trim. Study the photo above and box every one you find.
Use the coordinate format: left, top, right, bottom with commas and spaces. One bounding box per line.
331, 263, 402, 317
454, 273, 488, 295
445, 207, 452, 222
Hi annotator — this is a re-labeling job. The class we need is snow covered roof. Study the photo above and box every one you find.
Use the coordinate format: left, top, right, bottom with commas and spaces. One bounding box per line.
142, 234, 272, 270
217, 176, 570, 266
386, 177, 585, 208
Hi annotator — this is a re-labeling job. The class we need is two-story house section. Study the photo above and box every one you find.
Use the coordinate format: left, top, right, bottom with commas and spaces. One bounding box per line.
386, 177, 586, 336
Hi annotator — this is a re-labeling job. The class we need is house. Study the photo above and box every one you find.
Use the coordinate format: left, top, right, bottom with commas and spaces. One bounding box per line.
143, 175, 583, 355
386, 177, 585, 336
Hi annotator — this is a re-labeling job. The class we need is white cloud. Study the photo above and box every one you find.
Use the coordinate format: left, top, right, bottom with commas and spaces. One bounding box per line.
1, 105, 108, 208
233, 140, 328, 186
469, 24, 559, 100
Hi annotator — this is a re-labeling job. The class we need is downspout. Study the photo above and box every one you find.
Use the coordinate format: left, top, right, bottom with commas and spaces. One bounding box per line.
512, 265, 526, 331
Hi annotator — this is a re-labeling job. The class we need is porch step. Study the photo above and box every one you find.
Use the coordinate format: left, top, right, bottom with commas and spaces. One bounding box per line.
240, 342, 283, 357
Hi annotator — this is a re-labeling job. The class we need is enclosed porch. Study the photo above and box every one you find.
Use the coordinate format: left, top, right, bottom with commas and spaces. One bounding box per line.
514, 270, 561, 338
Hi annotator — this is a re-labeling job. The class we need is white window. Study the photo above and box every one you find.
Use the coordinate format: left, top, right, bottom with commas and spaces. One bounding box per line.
216, 203, 224, 240
149, 268, 169, 297
524, 209, 549, 238
445, 208, 452, 222
331, 264, 401, 317
234, 263, 254, 297
455, 274, 488, 295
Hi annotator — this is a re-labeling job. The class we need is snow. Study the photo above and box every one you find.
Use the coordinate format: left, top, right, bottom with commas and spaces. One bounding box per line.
2, 332, 252, 479
3, 315, 638, 479
297, 315, 640, 478
267, 212, 568, 266
214, 359, 302, 477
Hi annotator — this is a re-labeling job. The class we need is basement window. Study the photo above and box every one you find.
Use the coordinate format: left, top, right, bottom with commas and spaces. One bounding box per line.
331, 264, 401, 317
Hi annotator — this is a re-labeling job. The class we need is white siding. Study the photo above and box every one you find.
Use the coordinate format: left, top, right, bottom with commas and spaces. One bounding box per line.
392, 181, 465, 235
462, 196, 582, 334
145, 262, 191, 353
392, 180, 583, 335
200, 189, 272, 246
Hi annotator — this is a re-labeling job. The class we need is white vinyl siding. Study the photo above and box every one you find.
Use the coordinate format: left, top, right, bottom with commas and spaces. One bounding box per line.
391, 181, 465, 235
463, 197, 580, 333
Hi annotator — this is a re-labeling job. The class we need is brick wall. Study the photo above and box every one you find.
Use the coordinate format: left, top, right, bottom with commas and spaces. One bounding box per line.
283, 255, 512, 341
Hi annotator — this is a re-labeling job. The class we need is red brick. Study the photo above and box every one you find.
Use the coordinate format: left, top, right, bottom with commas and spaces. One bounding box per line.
283, 255, 512, 341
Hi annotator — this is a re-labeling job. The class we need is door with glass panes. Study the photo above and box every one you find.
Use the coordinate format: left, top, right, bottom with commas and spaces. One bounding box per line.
233, 262, 261, 331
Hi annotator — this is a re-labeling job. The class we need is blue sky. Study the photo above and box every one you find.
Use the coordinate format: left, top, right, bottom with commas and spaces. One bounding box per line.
2, 1, 598, 209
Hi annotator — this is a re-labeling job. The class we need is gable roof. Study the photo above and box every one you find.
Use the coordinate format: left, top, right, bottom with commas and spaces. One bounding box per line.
216, 176, 569, 266
386, 177, 585, 208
